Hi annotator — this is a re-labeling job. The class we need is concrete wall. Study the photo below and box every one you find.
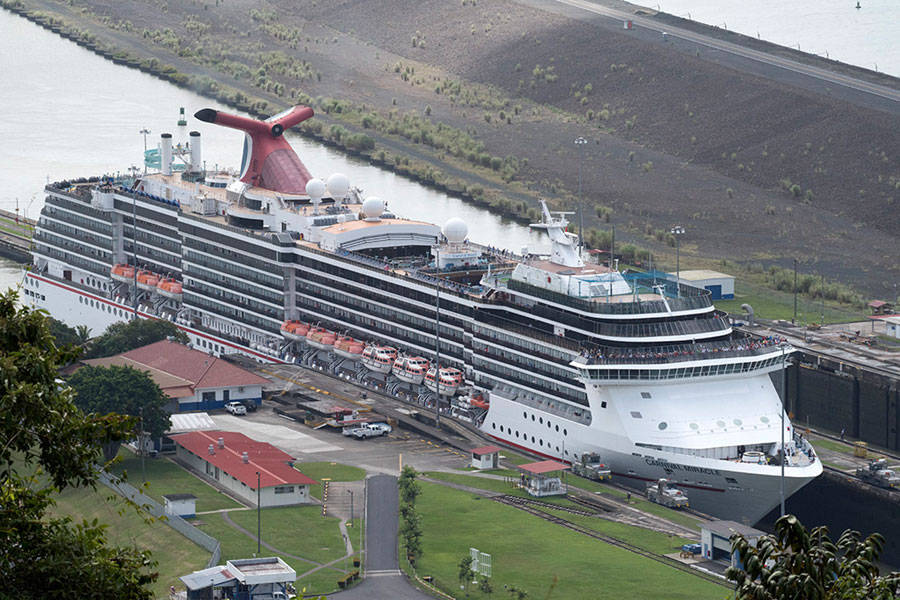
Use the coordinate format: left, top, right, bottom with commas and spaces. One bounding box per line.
175, 445, 310, 507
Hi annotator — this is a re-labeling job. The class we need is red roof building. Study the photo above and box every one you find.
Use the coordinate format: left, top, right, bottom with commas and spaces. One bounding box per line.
81, 340, 270, 412
470, 445, 501, 470
171, 430, 316, 507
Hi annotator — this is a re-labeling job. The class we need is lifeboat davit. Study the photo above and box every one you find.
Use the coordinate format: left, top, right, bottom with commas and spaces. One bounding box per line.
156, 278, 183, 301
334, 336, 365, 360
110, 263, 135, 283
425, 366, 463, 397
392, 355, 430, 385
136, 270, 160, 291
306, 327, 337, 350
361, 344, 398, 374
281, 320, 311, 343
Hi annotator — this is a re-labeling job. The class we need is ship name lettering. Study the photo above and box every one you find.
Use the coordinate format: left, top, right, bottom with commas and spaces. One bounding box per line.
644, 458, 720, 476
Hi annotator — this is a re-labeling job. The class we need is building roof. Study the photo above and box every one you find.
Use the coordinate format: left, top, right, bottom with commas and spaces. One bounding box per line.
82, 340, 269, 399
518, 460, 569, 474
180, 565, 237, 590
471, 445, 501, 456
668, 269, 734, 281
703, 519, 765, 539
162, 493, 197, 501
227, 557, 296, 585
171, 430, 317, 488
168, 412, 218, 433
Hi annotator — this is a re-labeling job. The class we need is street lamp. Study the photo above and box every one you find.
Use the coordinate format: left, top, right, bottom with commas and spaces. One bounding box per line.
574, 136, 588, 253
780, 345, 787, 517
670, 226, 684, 297
139, 128, 151, 175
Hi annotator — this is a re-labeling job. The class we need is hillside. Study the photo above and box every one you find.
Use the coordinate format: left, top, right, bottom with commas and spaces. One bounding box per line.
10, 0, 900, 297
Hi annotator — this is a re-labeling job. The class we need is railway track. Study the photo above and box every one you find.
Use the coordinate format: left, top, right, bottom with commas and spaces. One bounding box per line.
493, 495, 730, 588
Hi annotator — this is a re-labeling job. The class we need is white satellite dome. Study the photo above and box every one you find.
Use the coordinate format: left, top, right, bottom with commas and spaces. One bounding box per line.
305, 178, 326, 199
442, 217, 468, 243
362, 196, 384, 220
326, 173, 350, 199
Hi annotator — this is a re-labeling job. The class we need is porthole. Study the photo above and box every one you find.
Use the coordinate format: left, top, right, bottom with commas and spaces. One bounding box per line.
555, 425, 559, 432
547, 421, 551, 429
689, 423, 699, 430
539, 417, 543, 424
515, 431, 520, 438
500, 425, 504, 433
717, 420, 726, 428
758, 417, 768, 424
658, 422, 668, 430
531, 436, 535, 443
539, 439, 543, 447
523, 411, 527, 419
563, 429, 567, 436
492, 423, 496, 430
531, 414, 535, 422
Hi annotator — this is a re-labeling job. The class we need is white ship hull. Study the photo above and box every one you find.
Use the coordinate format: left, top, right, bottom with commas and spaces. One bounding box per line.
480, 381, 822, 525
23, 272, 283, 365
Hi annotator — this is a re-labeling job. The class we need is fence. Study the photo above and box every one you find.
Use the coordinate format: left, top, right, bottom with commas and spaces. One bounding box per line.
97, 470, 222, 568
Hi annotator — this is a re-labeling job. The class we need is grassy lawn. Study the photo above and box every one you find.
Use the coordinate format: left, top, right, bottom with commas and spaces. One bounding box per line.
716, 279, 866, 325
811, 438, 857, 456
293, 461, 366, 500
460, 466, 521, 477
538, 507, 696, 554
51, 484, 209, 599
110, 448, 243, 512
413, 482, 724, 600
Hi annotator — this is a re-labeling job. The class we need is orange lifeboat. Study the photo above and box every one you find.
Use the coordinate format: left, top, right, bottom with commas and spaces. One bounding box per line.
469, 393, 490, 410
281, 320, 311, 343
334, 335, 365, 360
361, 344, 398, 374
110, 263, 135, 283
425, 366, 463, 397
156, 278, 183, 301
136, 270, 160, 291
392, 355, 430, 385
306, 327, 337, 350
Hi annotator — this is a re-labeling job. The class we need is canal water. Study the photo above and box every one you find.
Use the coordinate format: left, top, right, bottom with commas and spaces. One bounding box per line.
0, 9, 547, 292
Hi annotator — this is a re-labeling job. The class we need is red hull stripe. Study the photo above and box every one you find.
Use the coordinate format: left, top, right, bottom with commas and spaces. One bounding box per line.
28, 274, 285, 364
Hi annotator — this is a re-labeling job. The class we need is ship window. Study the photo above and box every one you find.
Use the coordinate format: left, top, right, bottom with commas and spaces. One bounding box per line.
630, 411, 642, 419
523, 411, 527, 419
499, 425, 504, 433
563, 429, 567, 436
515, 431, 519, 438
531, 436, 535, 443
547, 420, 551, 429
492, 423, 496, 430
555, 425, 559, 432
689, 423, 699, 430
539, 439, 543, 446
539, 417, 543, 424
531, 414, 535, 422
758, 417, 768, 424
658, 422, 667, 430
601, 401, 607, 408
641, 392, 651, 399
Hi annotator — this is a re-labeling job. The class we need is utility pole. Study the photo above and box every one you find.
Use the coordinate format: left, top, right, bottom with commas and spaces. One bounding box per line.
139, 128, 151, 175
780, 345, 787, 517
140, 406, 146, 484
820, 274, 826, 325
256, 471, 261, 555
792, 258, 798, 325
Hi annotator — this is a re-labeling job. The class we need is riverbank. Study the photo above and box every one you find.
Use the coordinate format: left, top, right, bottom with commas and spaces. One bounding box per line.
3, 0, 898, 301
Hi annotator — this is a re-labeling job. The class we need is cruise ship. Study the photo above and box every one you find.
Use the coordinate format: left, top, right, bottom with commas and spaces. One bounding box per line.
24, 105, 821, 523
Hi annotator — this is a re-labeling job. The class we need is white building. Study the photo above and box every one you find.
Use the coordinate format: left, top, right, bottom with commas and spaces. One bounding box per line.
885, 316, 900, 339
670, 269, 735, 300
162, 493, 197, 518
700, 520, 764, 566
470, 445, 501, 469
80, 339, 270, 412
172, 430, 316, 507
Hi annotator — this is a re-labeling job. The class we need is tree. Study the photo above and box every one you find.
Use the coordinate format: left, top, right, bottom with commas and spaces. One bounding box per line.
728, 514, 900, 600
68, 365, 171, 439
399, 464, 421, 505
0, 290, 157, 598
84, 318, 187, 358
47, 317, 92, 349
458, 554, 474, 592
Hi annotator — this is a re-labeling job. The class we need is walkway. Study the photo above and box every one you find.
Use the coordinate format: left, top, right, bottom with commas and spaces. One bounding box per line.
329, 474, 432, 599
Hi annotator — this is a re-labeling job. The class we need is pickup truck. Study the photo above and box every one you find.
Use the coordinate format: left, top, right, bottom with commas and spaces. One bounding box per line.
342, 423, 388, 439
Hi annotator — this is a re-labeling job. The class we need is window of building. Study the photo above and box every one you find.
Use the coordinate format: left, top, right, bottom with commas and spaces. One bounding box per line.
274, 486, 295, 494
202, 391, 215, 403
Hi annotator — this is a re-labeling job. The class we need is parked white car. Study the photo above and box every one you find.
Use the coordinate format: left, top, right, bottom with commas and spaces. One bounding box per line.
225, 401, 247, 416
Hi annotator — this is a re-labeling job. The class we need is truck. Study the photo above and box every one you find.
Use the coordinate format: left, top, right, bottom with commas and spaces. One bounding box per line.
225, 401, 247, 416
646, 478, 689, 509
570, 452, 612, 481
342, 423, 388, 440
856, 458, 900, 489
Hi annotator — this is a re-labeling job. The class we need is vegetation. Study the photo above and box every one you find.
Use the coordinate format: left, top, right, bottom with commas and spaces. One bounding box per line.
47, 317, 91, 348
728, 514, 900, 599
68, 365, 171, 439
84, 318, 188, 358
0, 290, 156, 598
399, 465, 423, 563
293, 461, 366, 500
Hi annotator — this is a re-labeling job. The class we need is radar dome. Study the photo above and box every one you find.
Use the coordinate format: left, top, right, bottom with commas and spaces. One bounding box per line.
442, 217, 468, 243
326, 173, 350, 199
362, 196, 384, 220
305, 178, 326, 199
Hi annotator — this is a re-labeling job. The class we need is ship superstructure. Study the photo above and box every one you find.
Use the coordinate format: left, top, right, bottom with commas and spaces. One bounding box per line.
25, 105, 820, 523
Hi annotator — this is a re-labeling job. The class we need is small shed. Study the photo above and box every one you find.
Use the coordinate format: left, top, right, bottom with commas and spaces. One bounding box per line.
869, 300, 895, 315
471, 445, 501, 469
163, 493, 197, 518
701, 520, 765, 567
885, 316, 900, 339
180, 557, 296, 600
517, 460, 569, 497
670, 270, 735, 300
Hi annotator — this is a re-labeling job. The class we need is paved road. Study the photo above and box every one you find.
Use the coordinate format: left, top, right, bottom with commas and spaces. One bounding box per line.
328, 474, 432, 600
522, 0, 899, 113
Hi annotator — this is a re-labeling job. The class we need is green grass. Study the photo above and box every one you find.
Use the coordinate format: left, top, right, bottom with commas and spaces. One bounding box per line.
293, 461, 366, 500
537, 506, 697, 554
811, 438, 856, 456
716, 279, 867, 325
413, 482, 725, 599
51, 484, 209, 599
461, 466, 520, 477
110, 449, 243, 512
